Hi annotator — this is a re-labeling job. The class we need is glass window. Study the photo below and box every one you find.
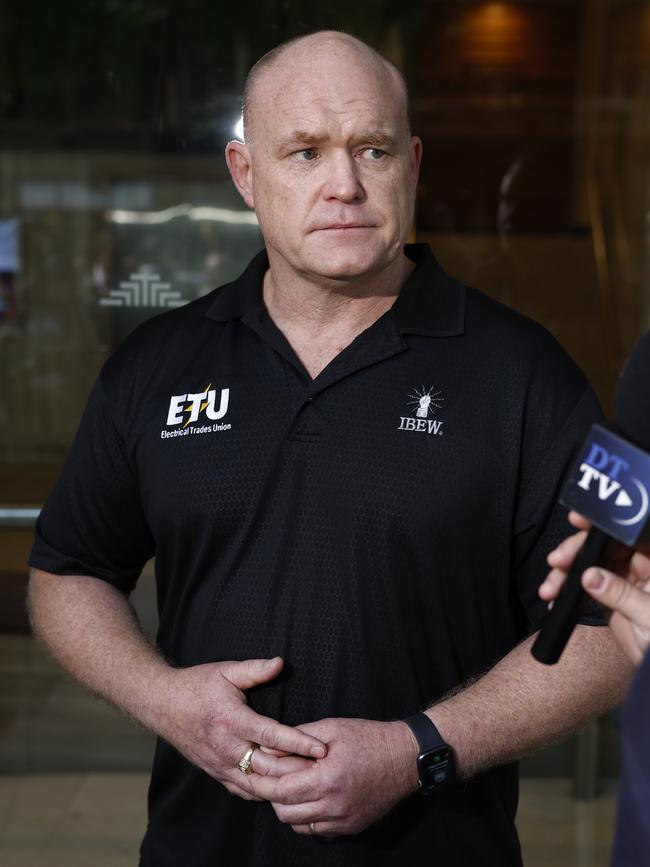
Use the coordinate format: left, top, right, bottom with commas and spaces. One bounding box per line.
1, 2, 647, 861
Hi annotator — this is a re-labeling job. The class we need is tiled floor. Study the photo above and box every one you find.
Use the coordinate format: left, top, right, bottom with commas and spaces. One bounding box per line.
0, 774, 617, 866
0, 773, 147, 867
518, 779, 617, 867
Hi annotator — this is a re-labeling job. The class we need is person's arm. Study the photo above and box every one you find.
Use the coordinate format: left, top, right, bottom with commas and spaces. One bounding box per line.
247, 624, 633, 836
28, 568, 326, 800
539, 512, 650, 665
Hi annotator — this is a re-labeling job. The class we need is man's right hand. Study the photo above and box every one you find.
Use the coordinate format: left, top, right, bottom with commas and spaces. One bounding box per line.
156, 656, 327, 800
27, 573, 322, 802
539, 512, 650, 665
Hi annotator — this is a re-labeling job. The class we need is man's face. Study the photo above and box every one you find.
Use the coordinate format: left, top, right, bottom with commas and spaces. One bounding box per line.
228, 47, 422, 283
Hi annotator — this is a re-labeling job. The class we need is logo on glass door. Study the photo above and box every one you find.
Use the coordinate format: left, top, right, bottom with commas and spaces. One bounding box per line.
100, 272, 187, 308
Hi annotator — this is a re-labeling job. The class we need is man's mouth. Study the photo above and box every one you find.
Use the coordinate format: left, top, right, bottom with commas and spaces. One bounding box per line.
313, 223, 374, 231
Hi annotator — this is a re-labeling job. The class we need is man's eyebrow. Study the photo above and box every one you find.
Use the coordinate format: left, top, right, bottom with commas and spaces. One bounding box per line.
277, 131, 325, 149
353, 131, 397, 148
276, 129, 398, 150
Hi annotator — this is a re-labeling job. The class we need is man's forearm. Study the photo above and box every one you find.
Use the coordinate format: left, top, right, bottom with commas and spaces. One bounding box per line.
28, 568, 172, 734
252, 627, 634, 837
412, 625, 634, 780
27, 569, 328, 793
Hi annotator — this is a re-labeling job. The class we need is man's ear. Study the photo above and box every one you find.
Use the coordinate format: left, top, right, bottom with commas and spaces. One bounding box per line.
225, 141, 255, 209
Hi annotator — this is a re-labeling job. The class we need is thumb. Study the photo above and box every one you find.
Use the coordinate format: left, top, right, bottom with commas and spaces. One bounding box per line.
583, 569, 650, 628
220, 657, 284, 690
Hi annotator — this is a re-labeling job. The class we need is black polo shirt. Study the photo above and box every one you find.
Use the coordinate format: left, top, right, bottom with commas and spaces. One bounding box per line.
30, 244, 602, 867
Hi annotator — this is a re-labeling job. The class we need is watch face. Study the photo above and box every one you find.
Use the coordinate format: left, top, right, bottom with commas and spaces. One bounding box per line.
418, 746, 453, 788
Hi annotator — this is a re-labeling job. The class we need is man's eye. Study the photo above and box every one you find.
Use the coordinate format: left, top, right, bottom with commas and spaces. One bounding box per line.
361, 148, 386, 160
297, 149, 318, 161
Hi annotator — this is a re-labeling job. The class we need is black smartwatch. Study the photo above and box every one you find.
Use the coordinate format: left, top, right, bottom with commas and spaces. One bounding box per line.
403, 712, 456, 794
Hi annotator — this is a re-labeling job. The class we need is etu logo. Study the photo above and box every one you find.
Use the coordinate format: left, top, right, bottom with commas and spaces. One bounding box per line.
166, 385, 230, 428
577, 444, 633, 507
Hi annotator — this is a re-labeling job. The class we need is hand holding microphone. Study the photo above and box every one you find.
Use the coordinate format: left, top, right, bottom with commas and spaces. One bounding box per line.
540, 511, 650, 665
531, 330, 650, 665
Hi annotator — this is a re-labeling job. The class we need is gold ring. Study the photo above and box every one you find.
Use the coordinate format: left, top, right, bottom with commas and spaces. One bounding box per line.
309, 821, 316, 835
237, 744, 258, 775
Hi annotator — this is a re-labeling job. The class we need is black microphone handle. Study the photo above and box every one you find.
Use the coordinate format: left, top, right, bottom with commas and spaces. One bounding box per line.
531, 527, 611, 665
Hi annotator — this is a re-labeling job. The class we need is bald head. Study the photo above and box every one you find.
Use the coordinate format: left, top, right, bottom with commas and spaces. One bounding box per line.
225, 29, 422, 285
242, 31, 410, 145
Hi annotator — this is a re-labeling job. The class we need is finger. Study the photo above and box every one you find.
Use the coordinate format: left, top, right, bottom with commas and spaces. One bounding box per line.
546, 530, 587, 569
583, 568, 650, 628
291, 822, 340, 838
629, 549, 650, 588
252, 750, 314, 777
259, 746, 292, 757
274, 801, 332, 825
220, 657, 285, 691
608, 610, 647, 665
568, 512, 592, 531
538, 567, 570, 601
222, 777, 264, 801
224, 763, 273, 802
241, 707, 327, 758
248, 765, 320, 804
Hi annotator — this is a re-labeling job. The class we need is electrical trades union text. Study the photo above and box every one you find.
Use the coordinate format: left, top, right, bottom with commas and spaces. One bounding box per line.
161, 423, 231, 439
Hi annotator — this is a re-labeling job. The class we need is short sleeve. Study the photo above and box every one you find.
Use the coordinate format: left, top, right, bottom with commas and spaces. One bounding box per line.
513, 382, 607, 632
28, 374, 155, 594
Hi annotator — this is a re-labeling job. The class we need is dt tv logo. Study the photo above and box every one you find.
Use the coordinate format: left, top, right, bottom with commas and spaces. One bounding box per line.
562, 424, 650, 546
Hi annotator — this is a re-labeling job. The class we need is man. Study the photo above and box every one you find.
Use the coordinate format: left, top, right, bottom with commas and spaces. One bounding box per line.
541, 512, 650, 865
28, 31, 632, 866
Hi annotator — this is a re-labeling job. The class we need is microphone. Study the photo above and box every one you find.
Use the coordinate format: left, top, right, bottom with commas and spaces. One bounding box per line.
531, 330, 650, 665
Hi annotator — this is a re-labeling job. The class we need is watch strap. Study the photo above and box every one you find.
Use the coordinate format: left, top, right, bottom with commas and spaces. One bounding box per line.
403, 712, 446, 752
403, 712, 456, 793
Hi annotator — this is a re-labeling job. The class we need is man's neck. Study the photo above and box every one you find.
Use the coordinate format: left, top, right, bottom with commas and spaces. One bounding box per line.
262, 253, 415, 380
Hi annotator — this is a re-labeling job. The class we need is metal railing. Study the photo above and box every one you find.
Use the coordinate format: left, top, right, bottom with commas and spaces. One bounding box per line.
0, 508, 41, 527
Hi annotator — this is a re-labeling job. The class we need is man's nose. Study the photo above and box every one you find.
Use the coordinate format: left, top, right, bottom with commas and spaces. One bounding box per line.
322, 152, 365, 203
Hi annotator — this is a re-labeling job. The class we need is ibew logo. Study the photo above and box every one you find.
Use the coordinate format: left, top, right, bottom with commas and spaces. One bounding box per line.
161, 384, 231, 439
577, 443, 649, 527
398, 387, 444, 435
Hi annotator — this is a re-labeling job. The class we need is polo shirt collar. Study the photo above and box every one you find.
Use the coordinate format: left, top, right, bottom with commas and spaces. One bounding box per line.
205, 249, 268, 322
205, 243, 466, 338
393, 243, 466, 337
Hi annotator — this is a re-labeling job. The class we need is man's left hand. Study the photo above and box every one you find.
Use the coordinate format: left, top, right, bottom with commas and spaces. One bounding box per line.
249, 718, 418, 837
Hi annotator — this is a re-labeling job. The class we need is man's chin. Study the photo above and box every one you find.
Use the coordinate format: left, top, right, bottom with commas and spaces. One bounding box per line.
302, 247, 389, 283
